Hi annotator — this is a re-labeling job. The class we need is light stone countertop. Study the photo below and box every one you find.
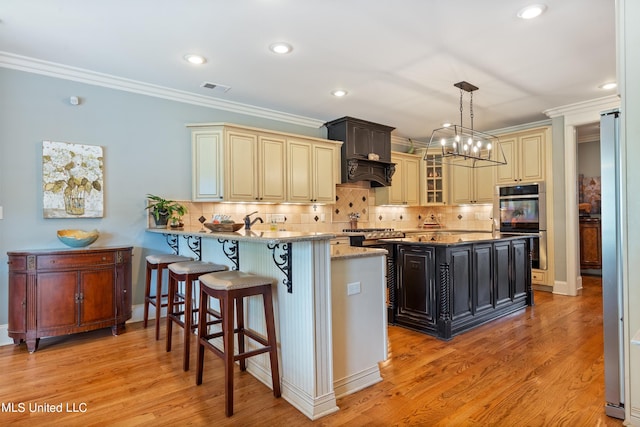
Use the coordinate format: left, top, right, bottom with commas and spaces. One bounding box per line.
330, 245, 387, 260
147, 227, 336, 243
381, 232, 537, 246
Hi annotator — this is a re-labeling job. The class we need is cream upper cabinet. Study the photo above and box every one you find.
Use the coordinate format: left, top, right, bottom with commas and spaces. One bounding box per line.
313, 143, 338, 203
189, 123, 340, 203
225, 128, 286, 202
448, 159, 495, 204
226, 129, 259, 201
496, 127, 548, 184
257, 135, 287, 202
288, 139, 337, 203
375, 151, 421, 206
422, 152, 447, 205
191, 128, 224, 201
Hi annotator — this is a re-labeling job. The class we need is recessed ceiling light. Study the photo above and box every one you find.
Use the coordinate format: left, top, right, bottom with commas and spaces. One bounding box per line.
269, 42, 293, 54
599, 82, 617, 90
331, 89, 348, 97
184, 54, 206, 65
517, 4, 547, 19
442, 122, 452, 128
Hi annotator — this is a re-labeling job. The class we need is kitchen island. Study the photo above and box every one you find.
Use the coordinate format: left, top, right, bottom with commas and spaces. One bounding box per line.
146, 228, 387, 420
382, 232, 534, 340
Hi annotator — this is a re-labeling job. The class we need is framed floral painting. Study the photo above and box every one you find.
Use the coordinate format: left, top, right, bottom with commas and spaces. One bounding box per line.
42, 141, 104, 218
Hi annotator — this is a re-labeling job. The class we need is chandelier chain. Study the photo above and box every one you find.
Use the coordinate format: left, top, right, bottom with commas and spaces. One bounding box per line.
470, 91, 474, 135
459, 88, 464, 129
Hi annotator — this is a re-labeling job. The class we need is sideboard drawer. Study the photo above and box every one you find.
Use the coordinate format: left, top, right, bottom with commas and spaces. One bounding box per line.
7, 255, 27, 270
37, 252, 115, 270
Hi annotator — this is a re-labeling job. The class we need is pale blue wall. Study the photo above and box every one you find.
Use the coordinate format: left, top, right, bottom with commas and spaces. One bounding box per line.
0, 68, 325, 324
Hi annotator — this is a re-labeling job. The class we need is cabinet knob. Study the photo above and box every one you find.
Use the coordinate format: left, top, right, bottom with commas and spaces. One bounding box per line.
102, 257, 106, 261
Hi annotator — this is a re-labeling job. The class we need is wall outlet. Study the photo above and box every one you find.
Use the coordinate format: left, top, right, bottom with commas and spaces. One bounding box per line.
347, 282, 361, 296
0, 206, 3, 220
271, 214, 286, 223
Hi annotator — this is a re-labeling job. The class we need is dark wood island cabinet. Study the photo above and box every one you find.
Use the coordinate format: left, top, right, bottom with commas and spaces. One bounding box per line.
7, 246, 133, 352
386, 233, 533, 340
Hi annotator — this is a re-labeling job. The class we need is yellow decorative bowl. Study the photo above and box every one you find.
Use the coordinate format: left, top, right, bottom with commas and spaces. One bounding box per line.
57, 229, 100, 247
203, 223, 243, 232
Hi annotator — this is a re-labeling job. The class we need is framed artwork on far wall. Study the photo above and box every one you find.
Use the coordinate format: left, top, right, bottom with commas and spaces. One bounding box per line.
42, 140, 104, 218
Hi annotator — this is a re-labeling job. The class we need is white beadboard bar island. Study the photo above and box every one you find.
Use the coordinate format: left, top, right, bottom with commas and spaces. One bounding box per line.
146, 227, 388, 420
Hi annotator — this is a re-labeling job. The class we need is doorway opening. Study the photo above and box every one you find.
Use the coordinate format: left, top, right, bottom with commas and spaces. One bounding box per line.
576, 122, 602, 278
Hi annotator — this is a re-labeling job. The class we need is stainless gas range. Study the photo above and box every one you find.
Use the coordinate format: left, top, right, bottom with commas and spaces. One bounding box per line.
342, 228, 405, 247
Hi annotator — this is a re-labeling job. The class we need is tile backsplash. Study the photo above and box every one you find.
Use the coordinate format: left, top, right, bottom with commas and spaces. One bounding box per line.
175, 183, 494, 233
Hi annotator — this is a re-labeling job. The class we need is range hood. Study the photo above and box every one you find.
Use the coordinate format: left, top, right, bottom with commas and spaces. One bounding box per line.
325, 116, 396, 187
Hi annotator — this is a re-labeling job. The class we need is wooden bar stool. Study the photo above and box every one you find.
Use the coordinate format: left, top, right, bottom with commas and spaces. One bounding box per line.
144, 254, 192, 340
166, 261, 228, 371
196, 271, 280, 417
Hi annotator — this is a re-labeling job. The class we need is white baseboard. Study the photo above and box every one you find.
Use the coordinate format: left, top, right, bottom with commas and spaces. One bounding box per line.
333, 365, 383, 399
0, 303, 155, 347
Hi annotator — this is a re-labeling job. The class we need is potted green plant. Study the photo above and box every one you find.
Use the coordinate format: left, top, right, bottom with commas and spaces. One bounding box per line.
169, 203, 187, 229
145, 194, 187, 229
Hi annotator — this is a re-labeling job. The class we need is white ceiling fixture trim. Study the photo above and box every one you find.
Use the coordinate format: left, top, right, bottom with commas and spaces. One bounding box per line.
0, 51, 325, 129
517, 4, 547, 19
269, 42, 293, 54
184, 54, 207, 65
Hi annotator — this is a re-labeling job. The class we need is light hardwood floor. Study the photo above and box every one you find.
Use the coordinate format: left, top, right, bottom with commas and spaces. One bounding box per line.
0, 276, 623, 426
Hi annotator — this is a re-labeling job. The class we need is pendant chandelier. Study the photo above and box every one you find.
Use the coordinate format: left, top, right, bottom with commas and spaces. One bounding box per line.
425, 81, 506, 168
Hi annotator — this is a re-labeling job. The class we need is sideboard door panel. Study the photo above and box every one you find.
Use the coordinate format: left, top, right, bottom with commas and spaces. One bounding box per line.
81, 269, 115, 325
8, 271, 27, 336
37, 271, 78, 330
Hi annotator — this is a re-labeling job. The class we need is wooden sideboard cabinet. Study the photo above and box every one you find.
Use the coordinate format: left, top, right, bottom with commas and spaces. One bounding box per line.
579, 218, 602, 270
7, 246, 133, 352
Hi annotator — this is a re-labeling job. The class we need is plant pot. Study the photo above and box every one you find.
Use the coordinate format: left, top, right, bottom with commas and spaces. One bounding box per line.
151, 212, 170, 228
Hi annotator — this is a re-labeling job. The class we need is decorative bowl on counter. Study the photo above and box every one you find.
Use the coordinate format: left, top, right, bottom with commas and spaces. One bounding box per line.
203, 222, 243, 232
57, 229, 100, 247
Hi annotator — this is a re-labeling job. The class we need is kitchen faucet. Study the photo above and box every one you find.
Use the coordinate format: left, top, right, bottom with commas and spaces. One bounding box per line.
243, 211, 264, 230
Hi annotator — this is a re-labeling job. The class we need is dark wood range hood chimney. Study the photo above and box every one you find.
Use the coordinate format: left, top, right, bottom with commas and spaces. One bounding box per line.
325, 116, 396, 187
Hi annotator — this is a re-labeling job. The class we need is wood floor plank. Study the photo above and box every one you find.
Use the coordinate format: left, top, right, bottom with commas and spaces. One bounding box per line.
0, 276, 624, 426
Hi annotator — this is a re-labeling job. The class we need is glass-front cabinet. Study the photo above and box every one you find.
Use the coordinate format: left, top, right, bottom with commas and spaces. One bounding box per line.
423, 152, 446, 205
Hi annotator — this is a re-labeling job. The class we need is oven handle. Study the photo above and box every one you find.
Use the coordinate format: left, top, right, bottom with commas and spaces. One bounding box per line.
498, 194, 540, 200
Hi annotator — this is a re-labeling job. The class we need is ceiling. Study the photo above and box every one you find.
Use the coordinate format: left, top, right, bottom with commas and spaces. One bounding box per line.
0, 0, 616, 142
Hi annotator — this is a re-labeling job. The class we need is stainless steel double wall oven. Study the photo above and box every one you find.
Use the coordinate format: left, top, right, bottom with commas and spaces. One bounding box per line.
494, 182, 547, 270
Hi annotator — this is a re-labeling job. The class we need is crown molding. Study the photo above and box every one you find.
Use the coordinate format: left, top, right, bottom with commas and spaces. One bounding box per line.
0, 51, 326, 129
543, 95, 620, 119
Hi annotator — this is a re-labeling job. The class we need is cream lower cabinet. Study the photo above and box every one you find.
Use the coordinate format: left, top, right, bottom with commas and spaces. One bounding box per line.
449, 159, 495, 204
189, 123, 341, 203
375, 151, 420, 206
496, 127, 548, 184
288, 139, 338, 203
